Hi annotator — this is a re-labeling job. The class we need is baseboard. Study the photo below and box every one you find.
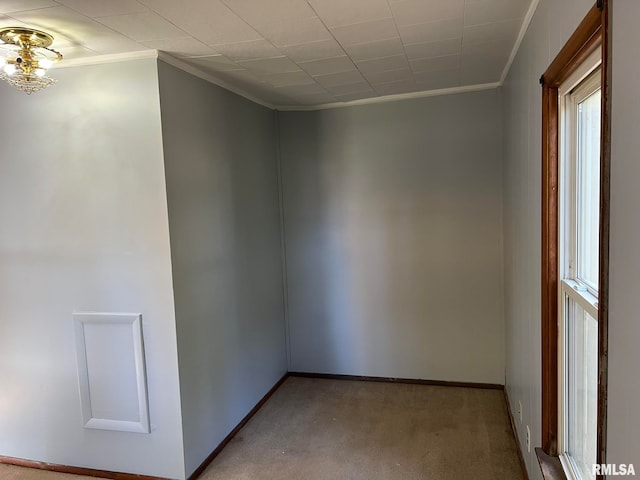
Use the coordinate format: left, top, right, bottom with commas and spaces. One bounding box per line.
0, 455, 167, 480
186, 372, 290, 480
288, 371, 504, 390
504, 388, 531, 480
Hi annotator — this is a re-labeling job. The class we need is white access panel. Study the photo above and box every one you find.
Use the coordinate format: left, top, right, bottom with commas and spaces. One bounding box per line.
73, 312, 150, 433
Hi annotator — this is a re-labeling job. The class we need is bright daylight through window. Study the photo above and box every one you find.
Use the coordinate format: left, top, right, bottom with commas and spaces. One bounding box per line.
558, 54, 601, 480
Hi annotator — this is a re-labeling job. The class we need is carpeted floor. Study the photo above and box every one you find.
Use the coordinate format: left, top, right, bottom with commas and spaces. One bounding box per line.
0, 376, 525, 480
200, 376, 524, 480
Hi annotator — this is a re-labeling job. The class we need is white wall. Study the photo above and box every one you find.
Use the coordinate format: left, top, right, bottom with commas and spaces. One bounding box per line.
501, 0, 599, 478
607, 0, 640, 471
0, 60, 185, 479
279, 90, 505, 384
157, 61, 287, 478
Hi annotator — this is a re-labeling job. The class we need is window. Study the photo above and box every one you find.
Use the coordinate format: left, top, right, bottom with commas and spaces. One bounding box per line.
558, 60, 601, 480
539, 2, 610, 480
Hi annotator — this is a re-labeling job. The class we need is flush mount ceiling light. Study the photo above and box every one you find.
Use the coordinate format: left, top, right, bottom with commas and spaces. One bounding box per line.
0, 27, 62, 94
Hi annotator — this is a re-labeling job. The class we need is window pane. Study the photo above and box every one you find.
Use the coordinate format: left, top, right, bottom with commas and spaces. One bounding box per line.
577, 89, 601, 291
566, 298, 598, 480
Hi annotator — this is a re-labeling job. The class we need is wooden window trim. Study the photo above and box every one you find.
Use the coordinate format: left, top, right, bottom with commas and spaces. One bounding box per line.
539, 1, 610, 479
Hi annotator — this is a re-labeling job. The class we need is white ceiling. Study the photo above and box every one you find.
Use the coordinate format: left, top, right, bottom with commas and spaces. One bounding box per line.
0, 0, 534, 108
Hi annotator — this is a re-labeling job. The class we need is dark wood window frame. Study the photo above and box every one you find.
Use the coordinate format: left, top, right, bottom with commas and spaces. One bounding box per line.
538, 1, 610, 479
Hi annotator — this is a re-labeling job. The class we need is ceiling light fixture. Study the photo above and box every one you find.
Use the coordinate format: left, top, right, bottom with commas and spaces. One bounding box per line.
0, 27, 62, 94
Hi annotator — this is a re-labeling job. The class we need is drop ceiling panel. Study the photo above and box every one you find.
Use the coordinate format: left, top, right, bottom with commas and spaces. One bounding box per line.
0, 0, 535, 107
313, 69, 367, 88
211, 39, 282, 62
237, 56, 301, 75
221, 0, 317, 25
298, 55, 356, 76
464, 0, 530, 26
342, 37, 404, 62
330, 18, 398, 47
404, 38, 462, 61
398, 17, 462, 45
255, 17, 333, 47
97, 12, 187, 41
390, 0, 464, 26
410, 54, 461, 74
56, 0, 148, 18
138, 0, 263, 45
307, 0, 392, 28
356, 54, 409, 75
0, 0, 58, 13
279, 39, 344, 62
364, 67, 413, 85
265, 70, 315, 87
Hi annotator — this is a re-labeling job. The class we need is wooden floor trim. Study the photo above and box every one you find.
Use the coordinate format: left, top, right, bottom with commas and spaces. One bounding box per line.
0, 455, 168, 480
288, 371, 504, 390
504, 388, 531, 480
186, 372, 289, 480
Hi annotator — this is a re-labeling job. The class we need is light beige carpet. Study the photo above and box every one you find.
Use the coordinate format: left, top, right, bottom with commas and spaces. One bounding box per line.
0, 376, 525, 480
200, 376, 525, 480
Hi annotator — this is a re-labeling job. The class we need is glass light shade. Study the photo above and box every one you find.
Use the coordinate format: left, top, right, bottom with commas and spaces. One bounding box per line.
38, 58, 53, 69
3, 63, 16, 75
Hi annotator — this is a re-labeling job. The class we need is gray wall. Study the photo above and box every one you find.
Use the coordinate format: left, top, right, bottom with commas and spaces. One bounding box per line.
501, 0, 599, 478
607, 0, 640, 471
157, 61, 287, 478
0, 60, 185, 479
279, 90, 505, 384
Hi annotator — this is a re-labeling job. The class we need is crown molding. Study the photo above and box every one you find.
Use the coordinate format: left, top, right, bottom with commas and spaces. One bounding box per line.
275, 82, 501, 111
53, 50, 158, 69
500, 0, 541, 85
157, 52, 275, 110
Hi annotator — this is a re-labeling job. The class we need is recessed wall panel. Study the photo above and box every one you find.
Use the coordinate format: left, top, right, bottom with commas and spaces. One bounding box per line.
74, 312, 150, 434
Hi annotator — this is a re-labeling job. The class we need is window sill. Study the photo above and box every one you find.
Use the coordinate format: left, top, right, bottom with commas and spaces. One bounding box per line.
536, 448, 568, 480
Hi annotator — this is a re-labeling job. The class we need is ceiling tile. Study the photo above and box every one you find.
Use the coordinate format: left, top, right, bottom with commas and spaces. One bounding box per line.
410, 54, 461, 73
404, 38, 461, 61
298, 55, 356, 76
307, 0, 392, 28
373, 78, 417, 96
462, 18, 520, 45
334, 90, 376, 102
222, 0, 316, 25
96, 11, 187, 41
325, 81, 372, 95
414, 68, 461, 89
211, 39, 281, 62
313, 69, 366, 88
279, 39, 345, 62
139, 0, 262, 45
255, 17, 332, 47
363, 68, 413, 85
56, 0, 148, 18
0, 1, 58, 13
264, 70, 315, 87
186, 54, 244, 72
343, 37, 404, 62
398, 17, 463, 45
275, 82, 328, 97
391, 0, 464, 26
141, 37, 217, 57
237, 56, 301, 74
6, 6, 147, 56
330, 18, 398, 47
464, 0, 529, 26
356, 54, 409, 75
